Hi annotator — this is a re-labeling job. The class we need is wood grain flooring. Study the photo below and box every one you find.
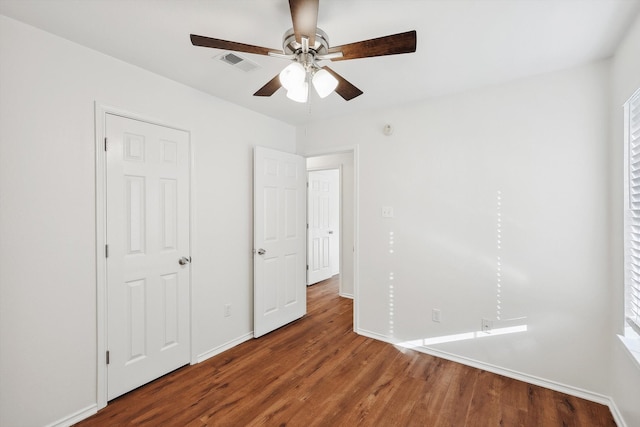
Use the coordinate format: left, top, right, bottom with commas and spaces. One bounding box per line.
76, 276, 616, 426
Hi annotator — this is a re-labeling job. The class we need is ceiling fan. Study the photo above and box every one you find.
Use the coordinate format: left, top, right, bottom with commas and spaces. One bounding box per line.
190, 0, 417, 103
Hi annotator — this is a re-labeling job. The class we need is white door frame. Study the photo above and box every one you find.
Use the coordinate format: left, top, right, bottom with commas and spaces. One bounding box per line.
303, 146, 359, 332
94, 103, 195, 410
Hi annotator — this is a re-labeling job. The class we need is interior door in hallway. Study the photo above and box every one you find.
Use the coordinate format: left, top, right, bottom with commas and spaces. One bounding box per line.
253, 146, 306, 338
106, 113, 191, 400
307, 169, 339, 285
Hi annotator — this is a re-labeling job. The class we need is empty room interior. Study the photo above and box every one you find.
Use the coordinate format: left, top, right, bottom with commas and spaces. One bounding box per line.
1, 0, 640, 426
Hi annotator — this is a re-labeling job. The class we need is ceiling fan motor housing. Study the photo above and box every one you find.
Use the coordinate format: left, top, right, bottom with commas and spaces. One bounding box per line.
282, 27, 330, 57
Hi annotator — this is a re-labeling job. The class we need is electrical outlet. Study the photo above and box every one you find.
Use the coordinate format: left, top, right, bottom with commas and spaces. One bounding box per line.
432, 308, 441, 323
224, 304, 231, 317
481, 318, 492, 332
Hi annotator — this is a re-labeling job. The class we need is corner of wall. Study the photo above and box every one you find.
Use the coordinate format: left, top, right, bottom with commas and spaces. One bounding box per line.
608, 9, 640, 427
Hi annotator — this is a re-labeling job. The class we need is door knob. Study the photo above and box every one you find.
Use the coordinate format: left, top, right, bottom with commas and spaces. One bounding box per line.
257, 248, 266, 255
328, 230, 334, 234
178, 256, 191, 266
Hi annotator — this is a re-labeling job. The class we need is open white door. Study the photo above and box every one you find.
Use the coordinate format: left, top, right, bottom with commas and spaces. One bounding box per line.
105, 114, 190, 400
253, 146, 306, 338
307, 170, 338, 285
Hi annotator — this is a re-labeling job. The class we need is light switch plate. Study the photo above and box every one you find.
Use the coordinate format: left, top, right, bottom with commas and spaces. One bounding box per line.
382, 206, 394, 218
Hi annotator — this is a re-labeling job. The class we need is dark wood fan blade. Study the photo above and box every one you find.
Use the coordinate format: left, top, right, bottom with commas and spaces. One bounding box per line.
327, 30, 417, 61
253, 74, 282, 97
289, 0, 319, 46
190, 34, 277, 56
322, 66, 363, 101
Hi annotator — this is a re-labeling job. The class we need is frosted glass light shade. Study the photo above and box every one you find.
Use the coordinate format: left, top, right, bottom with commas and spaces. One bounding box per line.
279, 62, 306, 90
287, 81, 308, 103
312, 69, 338, 98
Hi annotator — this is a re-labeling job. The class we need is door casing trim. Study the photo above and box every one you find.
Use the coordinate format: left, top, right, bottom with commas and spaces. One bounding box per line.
94, 102, 195, 410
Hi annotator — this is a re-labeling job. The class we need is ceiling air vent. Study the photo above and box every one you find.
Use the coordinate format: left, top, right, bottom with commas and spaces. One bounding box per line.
218, 52, 260, 73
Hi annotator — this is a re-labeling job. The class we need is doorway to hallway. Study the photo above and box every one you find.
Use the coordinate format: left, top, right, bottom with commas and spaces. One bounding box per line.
306, 152, 355, 299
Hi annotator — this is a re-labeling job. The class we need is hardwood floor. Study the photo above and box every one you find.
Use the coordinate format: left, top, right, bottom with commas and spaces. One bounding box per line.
77, 276, 615, 426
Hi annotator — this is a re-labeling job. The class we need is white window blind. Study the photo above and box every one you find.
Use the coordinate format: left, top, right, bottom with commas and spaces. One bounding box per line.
625, 88, 640, 335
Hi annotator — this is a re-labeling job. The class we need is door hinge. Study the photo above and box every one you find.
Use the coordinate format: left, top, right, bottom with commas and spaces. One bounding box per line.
306, 223, 309, 229
306, 264, 309, 271
104, 137, 108, 151
105, 244, 109, 258
106, 351, 110, 365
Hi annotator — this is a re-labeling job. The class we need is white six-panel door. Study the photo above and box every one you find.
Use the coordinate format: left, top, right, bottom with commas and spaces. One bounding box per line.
307, 170, 334, 285
253, 147, 306, 338
106, 114, 190, 400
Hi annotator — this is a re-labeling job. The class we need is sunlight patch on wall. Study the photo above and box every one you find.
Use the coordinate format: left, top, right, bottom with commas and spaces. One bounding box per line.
396, 323, 528, 349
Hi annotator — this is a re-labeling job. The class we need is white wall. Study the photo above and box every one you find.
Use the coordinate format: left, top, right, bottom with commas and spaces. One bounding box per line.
306, 152, 355, 297
298, 62, 612, 397
609, 12, 640, 427
0, 16, 294, 427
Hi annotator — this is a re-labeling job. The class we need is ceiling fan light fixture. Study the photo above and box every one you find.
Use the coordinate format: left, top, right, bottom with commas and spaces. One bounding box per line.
286, 81, 309, 103
312, 69, 338, 98
191, 1, 417, 104
279, 62, 305, 91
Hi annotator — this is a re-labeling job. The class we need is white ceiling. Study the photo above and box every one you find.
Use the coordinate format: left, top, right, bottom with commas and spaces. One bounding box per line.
1, 0, 639, 125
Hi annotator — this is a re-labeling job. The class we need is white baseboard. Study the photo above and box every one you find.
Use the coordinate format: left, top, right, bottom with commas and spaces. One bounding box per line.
608, 399, 627, 427
356, 328, 392, 343
339, 292, 354, 299
45, 404, 97, 427
195, 332, 254, 364
355, 329, 617, 411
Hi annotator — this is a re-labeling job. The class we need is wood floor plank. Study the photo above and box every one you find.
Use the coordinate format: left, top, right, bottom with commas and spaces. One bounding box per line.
463, 369, 503, 426
76, 275, 616, 426
439, 363, 481, 426
372, 376, 428, 425
411, 356, 464, 424
309, 350, 405, 426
